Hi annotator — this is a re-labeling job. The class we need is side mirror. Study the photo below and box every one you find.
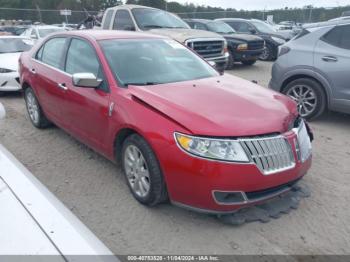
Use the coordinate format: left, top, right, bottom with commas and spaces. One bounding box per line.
72, 73, 103, 88
249, 28, 257, 34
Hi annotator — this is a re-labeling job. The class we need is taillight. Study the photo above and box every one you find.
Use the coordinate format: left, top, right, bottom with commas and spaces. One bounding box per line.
279, 46, 291, 57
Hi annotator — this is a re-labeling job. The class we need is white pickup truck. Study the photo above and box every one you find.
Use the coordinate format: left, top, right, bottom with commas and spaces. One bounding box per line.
99, 4, 229, 72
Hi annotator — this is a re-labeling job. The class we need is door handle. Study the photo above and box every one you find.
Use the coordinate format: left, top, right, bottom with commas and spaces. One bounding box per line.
322, 56, 338, 62
30, 68, 36, 74
57, 83, 68, 91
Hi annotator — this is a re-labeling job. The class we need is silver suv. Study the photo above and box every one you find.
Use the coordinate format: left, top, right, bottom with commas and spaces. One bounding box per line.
269, 21, 350, 120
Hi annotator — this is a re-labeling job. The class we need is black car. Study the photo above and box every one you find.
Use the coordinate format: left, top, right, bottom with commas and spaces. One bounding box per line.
184, 19, 265, 69
216, 18, 287, 61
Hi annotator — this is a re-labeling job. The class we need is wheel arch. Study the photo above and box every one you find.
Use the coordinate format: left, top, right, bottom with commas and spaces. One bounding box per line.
113, 127, 142, 164
281, 74, 330, 108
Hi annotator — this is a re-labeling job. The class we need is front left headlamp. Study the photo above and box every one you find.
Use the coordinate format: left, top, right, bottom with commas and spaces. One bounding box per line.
175, 133, 249, 162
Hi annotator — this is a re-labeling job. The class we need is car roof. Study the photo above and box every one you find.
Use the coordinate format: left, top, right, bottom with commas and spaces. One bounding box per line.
31, 25, 63, 29
303, 20, 350, 29
52, 30, 167, 41
0, 35, 28, 39
184, 19, 211, 23
216, 18, 250, 21
106, 4, 156, 11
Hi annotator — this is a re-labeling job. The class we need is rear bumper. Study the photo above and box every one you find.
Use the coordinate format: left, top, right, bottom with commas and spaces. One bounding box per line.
0, 72, 21, 92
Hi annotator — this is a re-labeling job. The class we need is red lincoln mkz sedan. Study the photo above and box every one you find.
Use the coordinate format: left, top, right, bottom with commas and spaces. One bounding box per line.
19, 31, 313, 213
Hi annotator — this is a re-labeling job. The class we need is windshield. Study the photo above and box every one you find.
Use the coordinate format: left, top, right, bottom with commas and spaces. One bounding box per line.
132, 8, 190, 30
38, 28, 65, 38
251, 21, 276, 34
207, 21, 236, 34
0, 38, 32, 53
100, 39, 218, 86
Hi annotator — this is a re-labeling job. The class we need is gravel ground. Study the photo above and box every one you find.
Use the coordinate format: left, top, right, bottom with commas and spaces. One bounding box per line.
1, 61, 350, 255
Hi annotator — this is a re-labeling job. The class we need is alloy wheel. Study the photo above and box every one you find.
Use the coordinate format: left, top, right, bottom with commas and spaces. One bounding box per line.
124, 145, 151, 198
286, 84, 317, 118
26, 92, 40, 124
259, 47, 270, 60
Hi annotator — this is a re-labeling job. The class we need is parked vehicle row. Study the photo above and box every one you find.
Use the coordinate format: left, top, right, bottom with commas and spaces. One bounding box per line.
184, 19, 265, 68
19, 29, 313, 213
217, 18, 287, 61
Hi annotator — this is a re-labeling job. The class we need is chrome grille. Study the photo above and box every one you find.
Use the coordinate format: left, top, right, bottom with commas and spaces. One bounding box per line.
186, 39, 224, 58
239, 136, 295, 175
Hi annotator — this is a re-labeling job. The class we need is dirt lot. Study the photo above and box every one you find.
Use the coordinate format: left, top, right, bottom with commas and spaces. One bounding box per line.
1, 61, 350, 255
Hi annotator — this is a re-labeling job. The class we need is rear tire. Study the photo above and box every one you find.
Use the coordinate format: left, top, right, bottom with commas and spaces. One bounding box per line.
283, 78, 326, 120
121, 134, 168, 206
241, 60, 257, 66
226, 50, 235, 70
24, 87, 51, 128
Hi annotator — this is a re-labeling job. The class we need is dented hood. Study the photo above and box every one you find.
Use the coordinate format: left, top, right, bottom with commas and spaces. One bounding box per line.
149, 28, 224, 43
129, 75, 298, 137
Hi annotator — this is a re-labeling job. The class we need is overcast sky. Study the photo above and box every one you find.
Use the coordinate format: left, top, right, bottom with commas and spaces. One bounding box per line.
173, 0, 350, 10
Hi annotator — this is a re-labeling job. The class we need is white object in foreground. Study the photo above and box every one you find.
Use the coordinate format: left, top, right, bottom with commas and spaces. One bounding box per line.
0, 144, 117, 260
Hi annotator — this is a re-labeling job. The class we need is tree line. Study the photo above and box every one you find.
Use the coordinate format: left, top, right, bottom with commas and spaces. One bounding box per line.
0, 0, 349, 24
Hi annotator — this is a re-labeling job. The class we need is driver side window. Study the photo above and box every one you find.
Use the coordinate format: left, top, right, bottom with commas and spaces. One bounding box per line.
65, 38, 108, 92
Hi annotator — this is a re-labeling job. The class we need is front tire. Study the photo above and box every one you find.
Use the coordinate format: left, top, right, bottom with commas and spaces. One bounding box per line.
259, 44, 274, 61
24, 87, 51, 128
225, 50, 235, 70
121, 134, 168, 206
283, 78, 326, 120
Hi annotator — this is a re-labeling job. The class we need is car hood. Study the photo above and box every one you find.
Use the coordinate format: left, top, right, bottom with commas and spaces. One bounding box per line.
223, 33, 262, 42
149, 28, 223, 43
0, 52, 21, 71
129, 75, 298, 137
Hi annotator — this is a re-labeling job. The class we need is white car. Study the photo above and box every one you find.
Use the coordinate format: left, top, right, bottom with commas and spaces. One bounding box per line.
0, 36, 32, 95
0, 103, 118, 259
21, 25, 66, 41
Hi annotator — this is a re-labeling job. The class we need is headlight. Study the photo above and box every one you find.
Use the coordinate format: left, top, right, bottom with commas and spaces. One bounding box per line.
0, 68, 15, 73
174, 133, 249, 162
271, 36, 286, 45
223, 40, 228, 54
294, 120, 312, 163
237, 43, 248, 51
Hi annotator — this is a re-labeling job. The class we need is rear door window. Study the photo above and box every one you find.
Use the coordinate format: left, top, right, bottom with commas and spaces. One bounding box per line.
339, 25, 350, 50
113, 10, 135, 30
322, 26, 344, 48
40, 37, 66, 69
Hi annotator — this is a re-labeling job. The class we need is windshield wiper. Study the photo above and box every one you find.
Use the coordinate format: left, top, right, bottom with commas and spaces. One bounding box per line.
124, 82, 160, 87
143, 25, 165, 29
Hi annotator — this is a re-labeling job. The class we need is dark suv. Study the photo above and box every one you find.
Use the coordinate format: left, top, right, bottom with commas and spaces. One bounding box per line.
184, 19, 265, 69
217, 18, 287, 61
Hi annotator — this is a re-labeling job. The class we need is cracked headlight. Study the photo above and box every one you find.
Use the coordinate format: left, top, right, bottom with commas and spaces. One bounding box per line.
175, 133, 249, 162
